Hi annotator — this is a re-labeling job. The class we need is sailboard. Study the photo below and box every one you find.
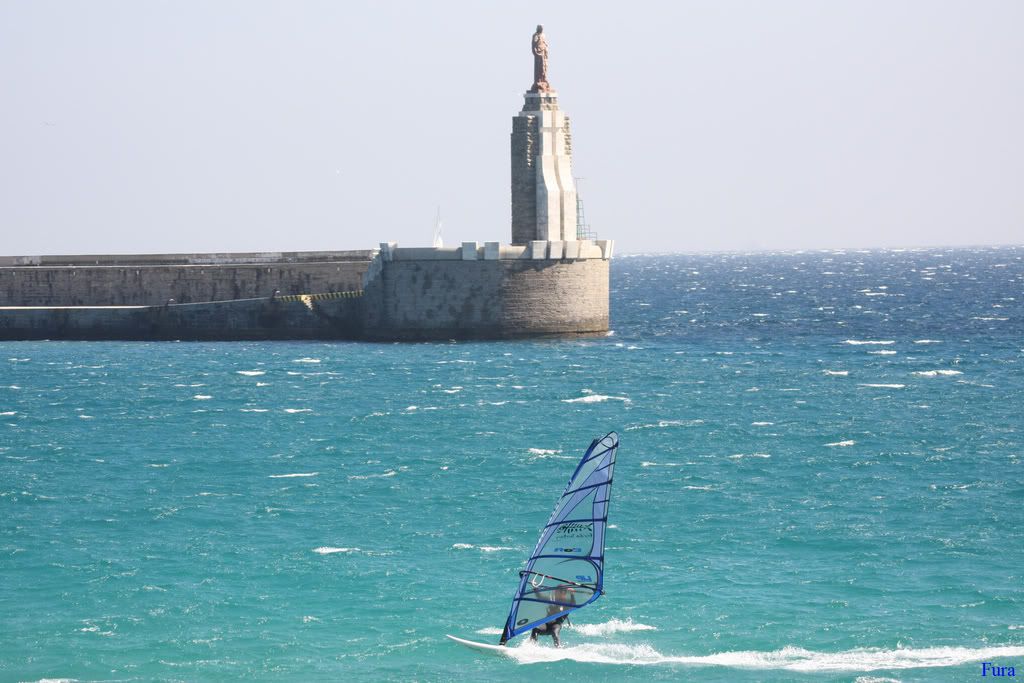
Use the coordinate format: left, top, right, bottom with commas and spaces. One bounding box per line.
448, 431, 619, 650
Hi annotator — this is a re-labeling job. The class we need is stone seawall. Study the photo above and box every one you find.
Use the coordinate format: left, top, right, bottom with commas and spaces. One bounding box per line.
0, 251, 374, 306
0, 243, 611, 341
363, 245, 609, 340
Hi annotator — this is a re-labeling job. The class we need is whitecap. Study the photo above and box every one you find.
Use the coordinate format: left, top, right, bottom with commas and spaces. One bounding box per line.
480, 546, 516, 552
826, 440, 856, 447
348, 470, 397, 480
843, 340, 895, 345
452, 543, 475, 550
312, 547, 358, 554
269, 472, 319, 478
499, 642, 1024, 672
562, 394, 630, 404
284, 408, 313, 413
727, 454, 771, 460
751, 421, 774, 426
256, 382, 271, 387
0, 411, 16, 416
240, 408, 269, 413
293, 358, 321, 363
236, 370, 265, 376
868, 350, 898, 355
913, 339, 943, 344
858, 384, 906, 389
913, 370, 963, 377
193, 395, 212, 400
528, 448, 561, 455
475, 626, 504, 635
823, 370, 849, 376
570, 618, 657, 636
626, 420, 703, 431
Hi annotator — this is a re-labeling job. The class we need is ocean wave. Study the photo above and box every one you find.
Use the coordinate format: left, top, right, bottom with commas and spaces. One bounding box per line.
528, 448, 561, 455
293, 358, 321, 363
193, 395, 212, 400
475, 626, 504, 635
348, 470, 397, 480
858, 384, 906, 389
269, 472, 319, 478
823, 370, 849, 376
627, 420, 703, 431
451, 543, 516, 552
563, 394, 630, 404
312, 547, 358, 554
0, 411, 17, 416
751, 421, 774, 426
868, 350, 898, 355
500, 642, 1024, 671
728, 453, 771, 460
913, 339, 943, 344
284, 408, 313, 413
913, 370, 963, 377
570, 618, 657, 636
825, 440, 856, 447
236, 370, 265, 376
843, 340, 895, 345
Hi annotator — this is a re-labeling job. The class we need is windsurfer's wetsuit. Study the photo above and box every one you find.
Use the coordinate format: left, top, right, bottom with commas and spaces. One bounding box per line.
529, 613, 571, 647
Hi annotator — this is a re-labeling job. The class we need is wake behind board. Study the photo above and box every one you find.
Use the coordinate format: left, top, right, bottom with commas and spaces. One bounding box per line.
446, 634, 512, 656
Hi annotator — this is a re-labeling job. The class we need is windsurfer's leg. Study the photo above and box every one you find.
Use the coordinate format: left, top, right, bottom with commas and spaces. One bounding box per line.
551, 622, 562, 647
530, 628, 538, 641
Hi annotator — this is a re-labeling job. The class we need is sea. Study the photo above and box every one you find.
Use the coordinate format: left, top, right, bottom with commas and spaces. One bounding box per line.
2, 247, 1023, 682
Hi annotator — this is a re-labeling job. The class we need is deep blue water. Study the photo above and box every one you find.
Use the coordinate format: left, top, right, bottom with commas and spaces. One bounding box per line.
2, 247, 1023, 682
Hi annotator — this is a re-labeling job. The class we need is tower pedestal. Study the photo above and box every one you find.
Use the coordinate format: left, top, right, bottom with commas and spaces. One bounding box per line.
510, 91, 578, 245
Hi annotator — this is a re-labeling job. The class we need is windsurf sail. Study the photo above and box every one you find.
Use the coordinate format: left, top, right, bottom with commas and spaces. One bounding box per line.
499, 431, 619, 644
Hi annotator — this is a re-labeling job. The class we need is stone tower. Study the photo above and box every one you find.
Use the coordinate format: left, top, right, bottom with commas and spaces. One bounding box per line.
511, 26, 578, 245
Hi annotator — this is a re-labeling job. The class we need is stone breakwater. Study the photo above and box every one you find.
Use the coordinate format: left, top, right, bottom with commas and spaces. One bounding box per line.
0, 240, 611, 341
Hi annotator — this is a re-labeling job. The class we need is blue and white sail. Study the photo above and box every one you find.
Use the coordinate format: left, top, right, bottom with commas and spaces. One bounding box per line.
499, 432, 619, 644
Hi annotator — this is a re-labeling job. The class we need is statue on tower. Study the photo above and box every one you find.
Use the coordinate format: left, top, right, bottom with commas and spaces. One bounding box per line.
531, 25, 552, 93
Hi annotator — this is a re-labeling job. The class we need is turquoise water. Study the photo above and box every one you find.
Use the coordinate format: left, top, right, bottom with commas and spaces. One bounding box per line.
2, 248, 1023, 682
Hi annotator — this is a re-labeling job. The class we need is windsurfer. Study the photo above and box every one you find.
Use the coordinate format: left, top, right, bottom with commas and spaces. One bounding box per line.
529, 586, 576, 647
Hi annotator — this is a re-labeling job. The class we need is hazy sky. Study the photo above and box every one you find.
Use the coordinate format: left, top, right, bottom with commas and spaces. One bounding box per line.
2, 1, 1022, 255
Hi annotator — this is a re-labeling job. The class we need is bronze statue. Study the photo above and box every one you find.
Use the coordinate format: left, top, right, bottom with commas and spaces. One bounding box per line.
531, 25, 551, 93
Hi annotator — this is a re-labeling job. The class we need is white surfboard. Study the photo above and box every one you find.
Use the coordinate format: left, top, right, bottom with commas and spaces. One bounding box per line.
446, 634, 513, 656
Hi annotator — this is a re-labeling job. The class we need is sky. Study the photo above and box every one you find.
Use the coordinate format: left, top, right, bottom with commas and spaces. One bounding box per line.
1, 1, 1022, 255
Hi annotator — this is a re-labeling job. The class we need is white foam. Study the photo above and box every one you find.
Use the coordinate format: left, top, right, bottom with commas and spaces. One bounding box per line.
728, 453, 771, 460
0, 411, 16, 416
193, 395, 212, 400
858, 384, 906, 389
913, 370, 963, 377
570, 618, 657, 636
475, 626, 504, 635
480, 546, 516, 552
293, 357, 321, 363
348, 470, 397, 480
823, 370, 849, 376
256, 382, 271, 387
826, 440, 856, 447
563, 394, 630, 404
284, 408, 313, 413
627, 420, 703, 431
500, 642, 1024, 672
240, 408, 269, 413
751, 421, 774, 426
868, 350, 898, 355
844, 340, 895, 345
528, 448, 561, 455
269, 472, 319, 478
312, 546, 358, 554
913, 339, 943, 344
236, 370, 265, 376
452, 543, 475, 550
